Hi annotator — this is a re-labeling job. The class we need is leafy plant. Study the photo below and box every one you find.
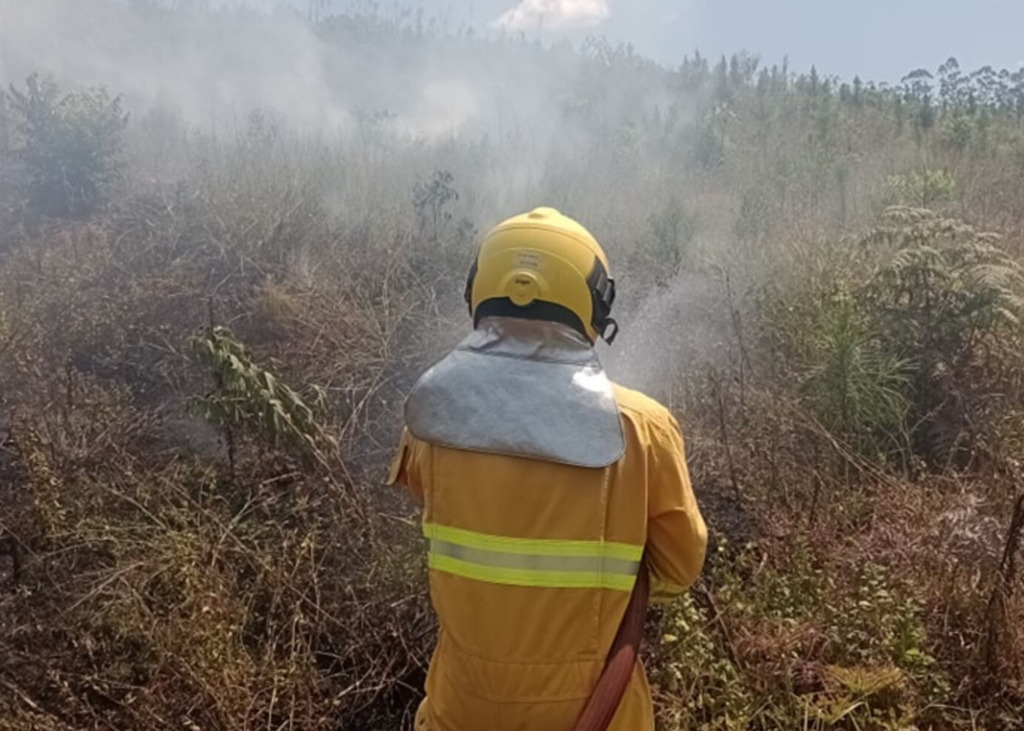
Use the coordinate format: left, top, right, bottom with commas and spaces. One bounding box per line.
862, 207, 1024, 464
2, 73, 127, 218
191, 325, 338, 464
881, 169, 957, 208
413, 169, 460, 243
634, 197, 698, 286
653, 593, 755, 730
800, 291, 910, 459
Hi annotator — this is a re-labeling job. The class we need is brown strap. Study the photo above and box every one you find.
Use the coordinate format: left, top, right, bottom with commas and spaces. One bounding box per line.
571, 560, 650, 731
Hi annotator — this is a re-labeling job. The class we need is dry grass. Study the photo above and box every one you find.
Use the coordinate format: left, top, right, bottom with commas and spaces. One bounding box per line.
0, 18, 1023, 729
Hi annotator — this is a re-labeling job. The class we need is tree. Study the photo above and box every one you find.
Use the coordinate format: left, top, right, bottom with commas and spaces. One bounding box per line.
937, 57, 964, 112
2, 74, 128, 218
970, 66, 999, 107
901, 68, 934, 104
413, 169, 460, 244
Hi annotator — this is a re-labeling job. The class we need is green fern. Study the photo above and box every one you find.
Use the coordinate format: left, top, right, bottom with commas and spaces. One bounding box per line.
860, 207, 1024, 464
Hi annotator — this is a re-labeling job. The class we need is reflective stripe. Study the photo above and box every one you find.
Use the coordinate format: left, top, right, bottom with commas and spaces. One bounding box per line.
423, 523, 643, 561
431, 538, 641, 575
423, 522, 642, 592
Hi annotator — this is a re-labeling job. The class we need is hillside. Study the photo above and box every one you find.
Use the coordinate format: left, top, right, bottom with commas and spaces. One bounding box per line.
0, 4, 1023, 730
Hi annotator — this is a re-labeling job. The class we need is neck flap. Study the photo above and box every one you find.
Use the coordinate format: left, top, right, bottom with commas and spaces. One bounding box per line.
404, 318, 625, 468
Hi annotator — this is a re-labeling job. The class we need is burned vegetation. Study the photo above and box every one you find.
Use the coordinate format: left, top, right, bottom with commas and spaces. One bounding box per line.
0, 4, 1023, 730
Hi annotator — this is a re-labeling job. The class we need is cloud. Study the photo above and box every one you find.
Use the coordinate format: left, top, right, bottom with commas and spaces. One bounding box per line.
495, 0, 611, 32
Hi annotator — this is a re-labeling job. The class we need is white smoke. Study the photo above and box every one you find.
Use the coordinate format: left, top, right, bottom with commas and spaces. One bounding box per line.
496, 0, 611, 32
0, 0, 540, 142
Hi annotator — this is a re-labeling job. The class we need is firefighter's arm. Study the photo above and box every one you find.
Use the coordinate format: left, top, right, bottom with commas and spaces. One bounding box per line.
386, 428, 424, 504
646, 415, 708, 603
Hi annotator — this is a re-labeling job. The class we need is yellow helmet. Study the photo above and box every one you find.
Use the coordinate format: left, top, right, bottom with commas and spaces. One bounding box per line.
464, 207, 618, 343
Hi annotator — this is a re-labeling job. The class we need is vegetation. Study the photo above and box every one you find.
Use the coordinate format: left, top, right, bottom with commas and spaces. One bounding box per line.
1, 73, 127, 219
0, 6, 1022, 730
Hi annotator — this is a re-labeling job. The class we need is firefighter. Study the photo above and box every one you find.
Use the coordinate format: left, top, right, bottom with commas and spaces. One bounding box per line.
388, 207, 707, 731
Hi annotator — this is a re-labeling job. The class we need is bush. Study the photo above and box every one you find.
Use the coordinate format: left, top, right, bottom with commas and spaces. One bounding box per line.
881, 169, 957, 209
799, 291, 910, 459
763, 207, 1024, 468
633, 197, 698, 286
863, 207, 1024, 466
2, 74, 128, 219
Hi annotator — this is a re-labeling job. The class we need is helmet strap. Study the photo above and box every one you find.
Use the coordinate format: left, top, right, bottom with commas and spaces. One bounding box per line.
463, 259, 479, 316
600, 317, 620, 345
587, 261, 617, 346
475, 298, 590, 341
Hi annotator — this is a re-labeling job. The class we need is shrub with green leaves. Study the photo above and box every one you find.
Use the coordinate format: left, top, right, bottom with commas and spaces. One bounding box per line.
653, 593, 755, 731
2, 74, 127, 218
633, 197, 698, 286
764, 206, 1024, 467
862, 207, 1024, 465
191, 325, 338, 464
881, 169, 957, 209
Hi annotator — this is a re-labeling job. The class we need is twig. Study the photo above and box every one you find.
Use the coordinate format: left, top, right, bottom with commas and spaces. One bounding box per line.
693, 583, 741, 669
984, 490, 1024, 676
709, 368, 742, 501
0, 678, 44, 713
207, 297, 236, 481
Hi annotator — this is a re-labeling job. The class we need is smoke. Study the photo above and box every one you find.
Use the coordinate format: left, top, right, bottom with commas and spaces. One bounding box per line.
1, 1, 341, 130
0, 0, 519, 141
0, 0, 677, 154
496, 0, 611, 31
0, 0, 722, 391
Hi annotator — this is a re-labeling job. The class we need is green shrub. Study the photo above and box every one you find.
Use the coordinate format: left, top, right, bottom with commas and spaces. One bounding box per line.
653, 593, 755, 731
2, 73, 127, 218
633, 197, 698, 286
881, 170, 957, 209
763, 207, 1024, 467
191, 325, 338, 464
862, 207, 1024, 465
799, 291, 910, 459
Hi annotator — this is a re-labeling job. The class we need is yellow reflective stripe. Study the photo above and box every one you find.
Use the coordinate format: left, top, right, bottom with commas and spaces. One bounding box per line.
423, 522, 642, 592
430, 538, 640, 576
422, 522, 642, 562
429, 553, 637, 592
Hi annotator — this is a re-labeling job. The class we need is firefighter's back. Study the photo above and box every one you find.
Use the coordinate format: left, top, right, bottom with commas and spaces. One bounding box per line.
387, 207, 707, 731
394, 384, 690, 731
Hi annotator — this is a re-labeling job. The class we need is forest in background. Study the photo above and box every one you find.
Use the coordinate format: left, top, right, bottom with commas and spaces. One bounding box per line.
0, 3, 1023, 729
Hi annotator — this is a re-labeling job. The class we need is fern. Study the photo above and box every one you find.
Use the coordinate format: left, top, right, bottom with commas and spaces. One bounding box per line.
859, 208, 1024, 465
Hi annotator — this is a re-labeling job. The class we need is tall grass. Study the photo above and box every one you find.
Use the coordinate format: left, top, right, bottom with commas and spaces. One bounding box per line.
0, 7, 1022, 729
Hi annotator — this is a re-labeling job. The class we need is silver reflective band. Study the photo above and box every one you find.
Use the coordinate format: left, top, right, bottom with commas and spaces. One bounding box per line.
423, 522, 643, 591
430, 538, 641, 576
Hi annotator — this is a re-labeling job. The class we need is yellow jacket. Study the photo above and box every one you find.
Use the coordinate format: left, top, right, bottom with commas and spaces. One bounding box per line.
388, 384, 707, 731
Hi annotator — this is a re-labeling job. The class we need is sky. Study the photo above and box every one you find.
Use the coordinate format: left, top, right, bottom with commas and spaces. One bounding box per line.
421, 0, 1024, 82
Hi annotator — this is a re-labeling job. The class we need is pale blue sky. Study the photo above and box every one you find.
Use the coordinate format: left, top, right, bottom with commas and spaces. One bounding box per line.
413, 0, 1024, 82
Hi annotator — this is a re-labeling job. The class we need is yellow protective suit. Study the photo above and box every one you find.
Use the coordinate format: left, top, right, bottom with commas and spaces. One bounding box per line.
388, 383, 707, 731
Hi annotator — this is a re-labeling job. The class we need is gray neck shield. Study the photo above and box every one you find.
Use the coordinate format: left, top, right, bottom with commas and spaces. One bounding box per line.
404, 317, 626, 468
